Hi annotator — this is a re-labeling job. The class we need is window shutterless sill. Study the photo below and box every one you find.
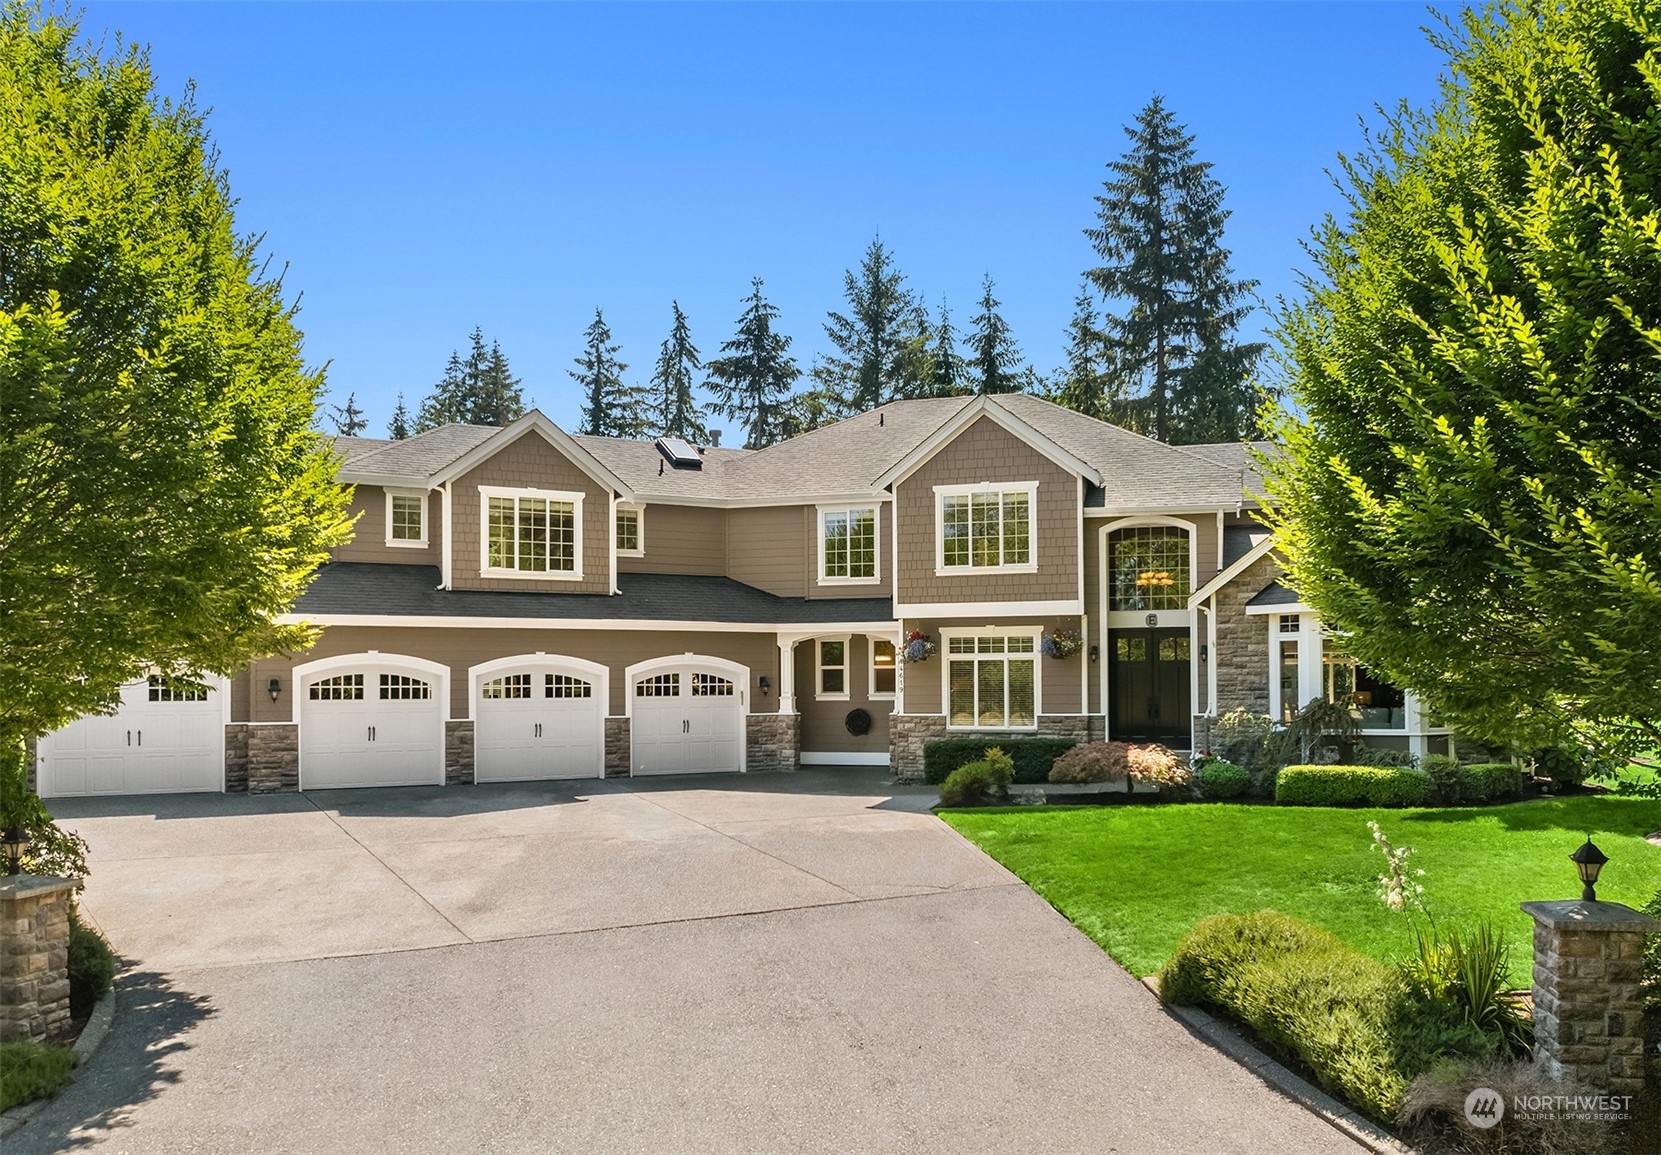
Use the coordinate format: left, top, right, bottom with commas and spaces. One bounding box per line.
385, 538, 429, 548
935, 565, 1039, 577
817, 577, 882, 586
479, 569, 586, 582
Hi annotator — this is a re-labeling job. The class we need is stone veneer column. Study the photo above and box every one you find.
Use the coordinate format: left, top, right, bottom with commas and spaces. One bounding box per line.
0, 874, 75, 1043
604, 717, 630, 778
745, 714, 799, 773
889, 714, 948, 782
445, 721, 475, 786
224, 723, 251, 792
1521, 899, 1657, 1096
247, 723, 299, 793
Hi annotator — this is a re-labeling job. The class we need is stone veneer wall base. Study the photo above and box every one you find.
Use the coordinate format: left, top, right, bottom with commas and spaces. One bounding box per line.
445, 720, 475, 786
246, 723, 299, 793
0, 875, 75, 1044
745, 713, 800, 773
604, 717, 630, 778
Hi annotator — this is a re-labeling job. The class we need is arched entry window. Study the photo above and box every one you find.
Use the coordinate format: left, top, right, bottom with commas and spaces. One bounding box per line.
1108, 526, 1191, 611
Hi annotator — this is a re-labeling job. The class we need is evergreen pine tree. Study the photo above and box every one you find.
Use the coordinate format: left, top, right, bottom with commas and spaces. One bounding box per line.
647, 301, 710, 441
475, 340, 526, 426
388, 393, 412, 439
416, 349, 468, 431
967, 274, 1024, 395
571, 309, 643, 438
706, 278, 801, 449
812, 237, 930, 411
330, 392, 368, 437
1085, 95, 1264, 443
415, 330, 525, 430
925, 299, 966, 398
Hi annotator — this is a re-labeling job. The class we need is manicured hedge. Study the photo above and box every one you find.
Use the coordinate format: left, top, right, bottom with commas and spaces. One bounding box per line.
1198, 759, 1251, 800
1421, 758, 1524, 806
1157, 912, 1480, 1123
923, 738, 1077, 785
1274, 764, 1433, 807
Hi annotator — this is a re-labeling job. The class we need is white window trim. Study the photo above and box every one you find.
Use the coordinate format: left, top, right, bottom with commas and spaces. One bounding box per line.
385, 489, 428, 548
478, 485, 586, 582
817, 504, 881, 586
816, 635, 851, 701
934, 481, 1040, 577
868, 636, 897, 701
940, 625, 1042, 732
615, 503, 645, 558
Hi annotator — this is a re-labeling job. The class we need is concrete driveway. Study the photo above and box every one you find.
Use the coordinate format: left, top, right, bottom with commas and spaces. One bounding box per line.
15, 770, 1361, 1153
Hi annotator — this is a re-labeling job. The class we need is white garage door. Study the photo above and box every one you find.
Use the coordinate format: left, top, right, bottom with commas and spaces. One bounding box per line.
300, 663, 444, 789
475, 661, 605, 782
630, 662, 745, 775
38, 675, 226, 798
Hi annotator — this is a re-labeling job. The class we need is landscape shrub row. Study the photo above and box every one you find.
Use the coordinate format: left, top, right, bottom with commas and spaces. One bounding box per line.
923, 738, 1075, 785
1419, 757, 1524, 806
1156, 912, 1490, 1123
1275, 764, 1433, 808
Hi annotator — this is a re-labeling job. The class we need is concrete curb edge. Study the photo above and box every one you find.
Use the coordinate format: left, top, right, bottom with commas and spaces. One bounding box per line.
0, 978, 118, 1140
1139, 976, 1417, 1155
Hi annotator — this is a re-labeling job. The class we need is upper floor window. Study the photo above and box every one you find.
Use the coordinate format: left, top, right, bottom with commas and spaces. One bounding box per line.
616, 505, 643, 557
1108, 525, 1190, 611
387, 491, 426, 547
820, 506, 878, 582
936, 483, 1036, 574
482, 487, 583, 578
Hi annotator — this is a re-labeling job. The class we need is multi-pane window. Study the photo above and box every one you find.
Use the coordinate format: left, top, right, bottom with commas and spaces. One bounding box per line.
940, 487, 1032, 570
1279, 614, 1300, 635
485, 491, 579, 575
818, 640, 847, 698
147, 675, 208, 702
871, 639, 897, 697
1108, 526, 1190, 611
692, 673, 734, 697
380, 674, 430, 700
1323, 649, 1406, 730
309, 674, 364, 701
821, 507, 877, 581
548, 674, 592, 699
389, 493, 425, 544
616, 506, 642, 555
636, 673, 679, 697
482, 674, 533, 700
946, 635, 1036, 729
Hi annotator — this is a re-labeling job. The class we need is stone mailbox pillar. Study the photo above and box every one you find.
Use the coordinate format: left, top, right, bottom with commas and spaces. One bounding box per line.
1, 874, 77, 1043
1521, 899, 1657, 1097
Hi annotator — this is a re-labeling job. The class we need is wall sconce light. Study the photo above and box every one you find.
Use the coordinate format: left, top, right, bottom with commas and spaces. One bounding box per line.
759, 675, 771, 697
1200, 643, 1209, 662
1088, 645, 1099, 664
268, 677, 282, 703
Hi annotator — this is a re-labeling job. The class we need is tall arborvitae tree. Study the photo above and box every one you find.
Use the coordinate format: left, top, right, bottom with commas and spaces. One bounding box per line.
572, 309, 642, 438
813, 237, 930, 412
926, 299, 966, 398
330, 392, 368, 436
647, 301, 710, 442
388, 393, 412, 439
706, 278, 801, 449
967, 274, 1024, 395
1086, 96, 1264, 443
475, 340, 526, 426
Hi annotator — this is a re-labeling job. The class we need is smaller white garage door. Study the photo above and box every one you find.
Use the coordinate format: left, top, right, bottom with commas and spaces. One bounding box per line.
38, 675, 226, 798
474, 659, 605, 782
630, 660, 745, 776
299, 660, 445, 789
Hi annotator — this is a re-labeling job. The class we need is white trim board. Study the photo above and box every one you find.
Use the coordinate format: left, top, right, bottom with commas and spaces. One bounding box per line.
799, 751, 891, 767
872, 395, 1102, 490
1187, 534, 1278, 607
893, 599, 1082, 618
281, 614, 902, 633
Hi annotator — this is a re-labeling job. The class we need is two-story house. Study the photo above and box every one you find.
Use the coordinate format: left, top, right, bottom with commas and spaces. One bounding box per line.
31, 393, 1455, 797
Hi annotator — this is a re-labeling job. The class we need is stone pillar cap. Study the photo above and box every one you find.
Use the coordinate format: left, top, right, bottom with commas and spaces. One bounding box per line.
0, 873, 80, 900
1520, 899, 1659, 931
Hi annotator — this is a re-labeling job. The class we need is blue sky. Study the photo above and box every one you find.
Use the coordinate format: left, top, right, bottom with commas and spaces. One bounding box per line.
81, 2, 1449, 440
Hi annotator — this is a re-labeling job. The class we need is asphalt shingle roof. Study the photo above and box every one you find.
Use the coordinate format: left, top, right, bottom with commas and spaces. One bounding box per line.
339, 424, 498, 479
572, 436, 753, 501
1222, 524, 1273, 569
294, 563, 894, 624
1245, 580, 1301, 609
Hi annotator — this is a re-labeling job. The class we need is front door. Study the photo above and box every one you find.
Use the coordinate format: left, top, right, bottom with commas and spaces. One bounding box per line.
1109, 628, 1191, 743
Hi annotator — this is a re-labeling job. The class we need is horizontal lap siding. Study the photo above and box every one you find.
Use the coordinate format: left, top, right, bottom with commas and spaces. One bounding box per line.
794, 634, 893, 754
899, 615, 1084, 716
895, 417, 1078, 606
618, 504, 725, 575
727, 506, 807, 597
248, 626, 782, 720
450, 435, 611, 594
332, 485, 442, 566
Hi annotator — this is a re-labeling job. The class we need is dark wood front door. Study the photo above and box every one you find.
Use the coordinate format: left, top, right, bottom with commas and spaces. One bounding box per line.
1109, 628, 1191, 743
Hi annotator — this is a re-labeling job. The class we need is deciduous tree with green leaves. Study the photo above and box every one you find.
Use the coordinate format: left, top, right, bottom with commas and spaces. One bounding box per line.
1265, 0, 1661, 775
1086, 95, 1264, 443
0, 3, 350, 787
706, 279, 800, 449
646, 301, 709, 442
572, 309, 642, 438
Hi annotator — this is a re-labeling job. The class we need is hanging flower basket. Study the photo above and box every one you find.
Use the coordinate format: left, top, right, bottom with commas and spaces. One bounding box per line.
901, 629, 936, 664
1042, 628, 1084, 660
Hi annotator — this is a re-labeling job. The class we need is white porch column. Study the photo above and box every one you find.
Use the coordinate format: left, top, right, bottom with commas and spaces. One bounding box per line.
778, 638, 798, 714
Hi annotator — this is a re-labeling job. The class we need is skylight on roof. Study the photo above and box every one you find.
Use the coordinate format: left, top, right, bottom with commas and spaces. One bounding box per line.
655, 436, 703, 470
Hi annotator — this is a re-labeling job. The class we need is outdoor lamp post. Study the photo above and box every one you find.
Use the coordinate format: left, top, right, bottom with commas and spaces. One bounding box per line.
1569, 837, 1608, 902
2, 825, 30, 876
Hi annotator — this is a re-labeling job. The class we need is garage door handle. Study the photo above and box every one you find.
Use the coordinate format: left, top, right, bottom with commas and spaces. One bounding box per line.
367, 725, 376, 742
136, 730, 141, 747
126, 730, 131, 747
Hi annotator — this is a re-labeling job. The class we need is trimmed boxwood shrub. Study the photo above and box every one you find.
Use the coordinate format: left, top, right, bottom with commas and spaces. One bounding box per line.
1421, 758, 1524, 806
1274, 764, 1433, 807
937, 757, 1013, 807
923, 738, 1076, 785
68, 909, 115, 1019
1157, 912, 1485, 1123
1198, 759, 1251, 800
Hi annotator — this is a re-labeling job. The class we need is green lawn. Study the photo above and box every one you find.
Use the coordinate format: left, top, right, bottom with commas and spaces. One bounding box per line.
943, 794, 1661, 986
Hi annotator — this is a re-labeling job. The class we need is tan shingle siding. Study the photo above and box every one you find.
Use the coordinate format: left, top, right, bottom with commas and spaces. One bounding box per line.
617, 504, 726, 576
727, 506, 807, 597
331, 484, 442, 567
